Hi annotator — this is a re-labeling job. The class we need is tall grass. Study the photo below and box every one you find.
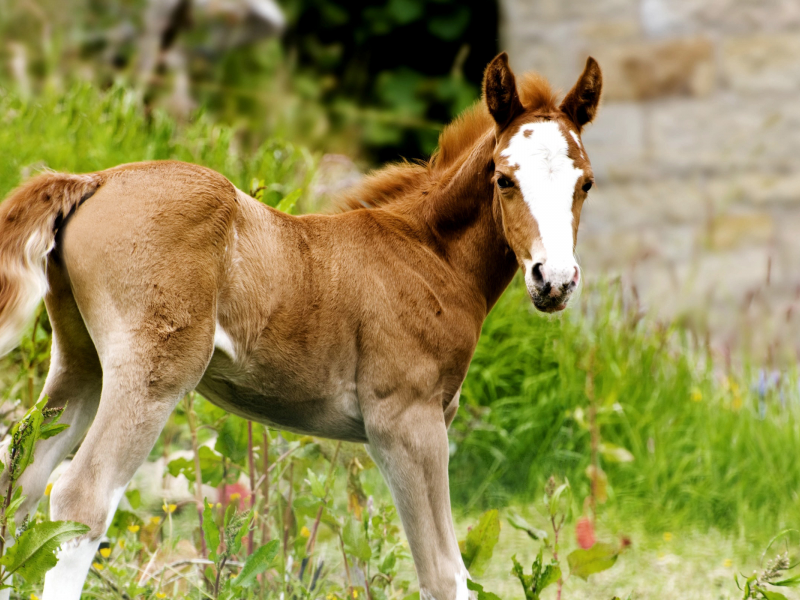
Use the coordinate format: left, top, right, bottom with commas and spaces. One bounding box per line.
452, 280, 800, 538
0, 83, 315, 204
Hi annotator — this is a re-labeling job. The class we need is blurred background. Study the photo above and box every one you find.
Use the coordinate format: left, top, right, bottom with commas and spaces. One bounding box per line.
3, 2, 800, 598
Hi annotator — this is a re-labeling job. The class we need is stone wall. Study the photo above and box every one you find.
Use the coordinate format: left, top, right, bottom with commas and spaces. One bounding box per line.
500, 0, 800, 354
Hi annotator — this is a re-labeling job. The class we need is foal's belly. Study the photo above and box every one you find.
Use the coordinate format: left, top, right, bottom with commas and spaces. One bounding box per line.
196, 350, 368, 443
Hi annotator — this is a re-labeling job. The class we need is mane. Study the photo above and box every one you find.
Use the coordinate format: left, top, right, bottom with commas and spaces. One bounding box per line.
334, 72, 560, 212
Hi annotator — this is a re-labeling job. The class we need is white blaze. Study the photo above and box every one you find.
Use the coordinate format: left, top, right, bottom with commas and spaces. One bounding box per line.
500, 121, 582, 284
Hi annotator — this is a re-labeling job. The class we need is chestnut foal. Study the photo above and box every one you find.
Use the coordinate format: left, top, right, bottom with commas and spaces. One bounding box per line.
0, 53, 601, 600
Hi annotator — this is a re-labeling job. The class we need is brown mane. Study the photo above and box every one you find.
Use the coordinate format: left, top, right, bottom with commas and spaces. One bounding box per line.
334, 72, 559, 212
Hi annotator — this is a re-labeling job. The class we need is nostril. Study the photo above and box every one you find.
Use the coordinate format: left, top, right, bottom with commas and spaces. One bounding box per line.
532, 262, 544, 284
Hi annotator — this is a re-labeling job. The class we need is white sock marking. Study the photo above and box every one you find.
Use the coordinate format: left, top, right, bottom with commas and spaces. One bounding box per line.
41, 485, 127, 600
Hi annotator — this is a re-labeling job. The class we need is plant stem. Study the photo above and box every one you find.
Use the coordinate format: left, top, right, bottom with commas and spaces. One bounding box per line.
247, 420, 256, 555
186, 392, 208, 557
261, 429, 270, 543
305, 441, 341, 557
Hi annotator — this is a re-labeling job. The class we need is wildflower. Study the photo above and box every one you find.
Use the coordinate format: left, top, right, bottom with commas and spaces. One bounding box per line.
30, 594, 40, 600
150, 516, 161, 525
663, 532, 673, 542
230, 493, 241, 502
208, 501, 214, 509
724, 559, 733, 568
575, 516, 595, 549
44, 483, 53, 496
93, 562, 104, 570
119, 539, 126, 549
352, 591, 358, 599
127, 524, 140, 534
156, 593, 167, 599
99, 547, 111, 558
690, 388, 702, 402
300, 526, 311, 538
163, 503, 177, 514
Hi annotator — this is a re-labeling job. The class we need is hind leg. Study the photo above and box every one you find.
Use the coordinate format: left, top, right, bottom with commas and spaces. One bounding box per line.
0, 264, 103, 522
41, 319, 214, 600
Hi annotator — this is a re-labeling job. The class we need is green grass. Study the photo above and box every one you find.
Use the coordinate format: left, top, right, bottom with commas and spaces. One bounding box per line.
0, 83, 315, 205
453, 279, 800, 541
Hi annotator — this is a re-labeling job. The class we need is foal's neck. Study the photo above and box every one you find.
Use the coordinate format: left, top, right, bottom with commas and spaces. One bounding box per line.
411, 132, 519, 315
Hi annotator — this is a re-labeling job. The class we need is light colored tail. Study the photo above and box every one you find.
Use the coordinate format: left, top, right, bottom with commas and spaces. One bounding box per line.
0, 171, 105, 356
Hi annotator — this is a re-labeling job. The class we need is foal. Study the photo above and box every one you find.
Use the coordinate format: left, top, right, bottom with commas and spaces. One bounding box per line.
0, 53, 601, 600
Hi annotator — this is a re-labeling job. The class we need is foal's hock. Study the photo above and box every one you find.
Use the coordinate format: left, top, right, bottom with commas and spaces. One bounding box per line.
0, 53, 601, 600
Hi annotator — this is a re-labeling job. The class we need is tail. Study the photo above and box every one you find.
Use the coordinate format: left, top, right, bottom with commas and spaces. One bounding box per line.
0, 171, 105, 356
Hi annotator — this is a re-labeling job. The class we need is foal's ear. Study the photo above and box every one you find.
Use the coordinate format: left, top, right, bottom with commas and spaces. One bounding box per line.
560, 57, 603, 131
483, 52, 524, 129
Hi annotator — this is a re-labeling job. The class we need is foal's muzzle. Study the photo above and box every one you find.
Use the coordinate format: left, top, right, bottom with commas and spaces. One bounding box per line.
527, 262, 580, 313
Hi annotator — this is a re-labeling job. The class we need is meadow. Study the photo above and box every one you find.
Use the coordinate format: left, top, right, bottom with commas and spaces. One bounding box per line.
1, 85, 799, 599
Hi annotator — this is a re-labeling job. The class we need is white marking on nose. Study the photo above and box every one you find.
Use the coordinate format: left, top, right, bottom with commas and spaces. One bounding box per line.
501, 121, 582, 284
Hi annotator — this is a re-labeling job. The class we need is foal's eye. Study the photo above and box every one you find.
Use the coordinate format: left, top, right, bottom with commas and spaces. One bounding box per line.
497, 176, 514, 189
582, 180, 594, 193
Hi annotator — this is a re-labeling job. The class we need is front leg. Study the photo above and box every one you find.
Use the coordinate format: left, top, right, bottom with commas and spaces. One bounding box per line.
364, 400, 471, 600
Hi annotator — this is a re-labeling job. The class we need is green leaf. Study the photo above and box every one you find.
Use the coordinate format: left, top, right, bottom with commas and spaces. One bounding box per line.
459, 510, 500, 577
306, 469, 326, 499
167, 446, 224, 486
466, 578, 503, 600
387, 0, 423, 24
0, 520, 89, 584
507, 512, 548, 542
548, 482, 571, 518
538, 562, 562, 591
276, 189, 302, 214
567, 542, 619, 580
232, 539, 279, 587
427, 6, 470, 41
214, 416, 249, 464
39, 423, 69, 440
203, 499, 220, 563
343, 517, 372, 561
125, 489, 141, 510
773, 573, 800, 587
756, 588, 789, 600
5, 488, 25, 534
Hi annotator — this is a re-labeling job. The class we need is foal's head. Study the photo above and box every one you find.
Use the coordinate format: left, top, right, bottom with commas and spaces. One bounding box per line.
485, 54, 602, 313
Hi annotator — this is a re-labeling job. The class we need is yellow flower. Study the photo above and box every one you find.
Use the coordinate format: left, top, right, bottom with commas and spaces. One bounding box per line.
208, 501, 214, 509
300, 526, 311, 538
93, 562, 104, 571
156, 593, 167, 599
99, 547, 111, 558
690, 389, 702, 402
44, 483, 53, 496
119, 539, 126, 549
352, 591, 358, 599
724, 558, 733, 568
163, 503, 177, 514
30, 594, 40, 600
150, 516, 161, 525
230, 493, 241, 502
127, 524, 140, 534
216, 503, 222, 509
663, 532, 673, 542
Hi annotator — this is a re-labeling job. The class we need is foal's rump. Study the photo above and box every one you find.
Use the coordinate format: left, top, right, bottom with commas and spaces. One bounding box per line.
0, 161, 239, 363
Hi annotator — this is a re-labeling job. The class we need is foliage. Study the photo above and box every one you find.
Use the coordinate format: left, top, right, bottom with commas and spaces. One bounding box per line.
451, 280, 800, 536
0, 397, 90, 589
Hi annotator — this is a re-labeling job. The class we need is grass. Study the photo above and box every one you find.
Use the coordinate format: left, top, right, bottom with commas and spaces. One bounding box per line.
453, 279, 800, 541
1, 84, 800, 598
